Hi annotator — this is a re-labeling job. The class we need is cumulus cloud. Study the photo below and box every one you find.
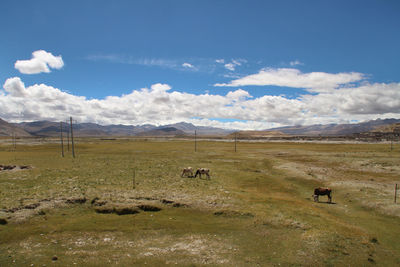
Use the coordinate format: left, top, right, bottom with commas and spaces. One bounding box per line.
1, 77, 400, 129
14, 50, 64, 74
224, 63, 236, 71
182, 62, 194, 68
223, 59, 246, 71
215, 68, 365, 92
289, 60, 303, 66
226, 89, 252, 101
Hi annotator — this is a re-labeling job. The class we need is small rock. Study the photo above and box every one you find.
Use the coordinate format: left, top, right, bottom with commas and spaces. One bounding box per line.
37, 210, 46, 215
0, 218, 7, 225
52, 256, 58, 261
137, 205, 162, 212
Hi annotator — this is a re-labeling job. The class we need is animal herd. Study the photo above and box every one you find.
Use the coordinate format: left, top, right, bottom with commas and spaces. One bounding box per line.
181, 167, 210, 179
182, 167, 332, 203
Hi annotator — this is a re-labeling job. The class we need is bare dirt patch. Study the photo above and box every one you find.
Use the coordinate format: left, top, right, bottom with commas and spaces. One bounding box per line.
94, 205, 141, 215
0, 164, 32, 172
213, 210, 254, 218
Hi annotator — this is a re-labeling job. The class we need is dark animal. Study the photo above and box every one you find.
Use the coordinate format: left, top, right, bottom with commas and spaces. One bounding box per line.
313, 187, 332, 203
194, 168, 210, 179
1, 165, 16, 170
181, 167, 194, 178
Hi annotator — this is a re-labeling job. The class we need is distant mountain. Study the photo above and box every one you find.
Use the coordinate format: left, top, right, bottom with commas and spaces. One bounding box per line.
0, 118, 31, 137
165, 122, 233, 135
372, 123, 400, 133
226, 130, 289, 139
15, 121, 157, 137
2, 118, 400, 137
1, 119, 229, 137
136, 127, 186, 137
268, 119, 400, 136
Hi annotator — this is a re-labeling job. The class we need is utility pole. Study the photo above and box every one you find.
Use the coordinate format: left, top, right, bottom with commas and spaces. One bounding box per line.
194, 130, 197, 152
235, 132, 237, 152
70, 117, 75, 158
391, 134, 393, 151
12, 130, 16, 150
60, 122, 64, 157
66, 119, 70, 151
132, 168, 136, 189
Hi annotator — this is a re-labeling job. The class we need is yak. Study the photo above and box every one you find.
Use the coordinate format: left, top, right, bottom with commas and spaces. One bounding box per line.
313, 187, 332, 203
194, 168, 210, 179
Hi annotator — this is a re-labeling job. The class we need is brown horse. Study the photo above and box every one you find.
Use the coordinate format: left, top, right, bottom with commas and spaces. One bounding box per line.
313, 187, 332, 203
181, 167, 194, 178
194, 168, 210, 179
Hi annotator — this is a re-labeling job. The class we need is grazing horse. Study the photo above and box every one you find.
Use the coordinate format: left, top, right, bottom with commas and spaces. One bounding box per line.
194, 168, 210, 179
181, 167, 194, 177
313, 187, 332, 203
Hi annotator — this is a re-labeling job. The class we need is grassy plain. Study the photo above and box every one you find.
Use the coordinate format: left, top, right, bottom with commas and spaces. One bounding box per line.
0, 138, 399, 266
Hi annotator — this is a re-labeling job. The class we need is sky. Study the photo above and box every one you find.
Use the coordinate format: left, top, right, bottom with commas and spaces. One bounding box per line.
1, 0, 400, 130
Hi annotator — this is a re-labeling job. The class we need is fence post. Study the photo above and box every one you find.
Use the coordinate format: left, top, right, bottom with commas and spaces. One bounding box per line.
133, 168, 136, 189
194, 130, 197, 152
60, 122, 64, 157
234, 132, 237, 152
395, 184, 398, 204
66, 119, 70, 151
391, 135, 393, 151
70, 117, 75, 158
12, 131, 16, 151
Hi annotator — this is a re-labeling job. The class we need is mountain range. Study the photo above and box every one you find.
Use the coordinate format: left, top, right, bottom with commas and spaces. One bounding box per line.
1, 120, 233, 137
0, 118, 399, 137
269, 118, 400, 136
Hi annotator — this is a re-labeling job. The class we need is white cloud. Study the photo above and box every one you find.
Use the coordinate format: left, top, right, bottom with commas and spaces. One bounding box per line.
3, 77, 27, 97
224, 63, 236, 71
223, 59, 246, 71
215, 68, 365, 92
86, 54, 179, 69
215, 59, 225, 64
182, 62, 194, 68
14, 50, 64, 74
290, 60, 303, 66
226, 89, 252, 101
1, 77, 400, 129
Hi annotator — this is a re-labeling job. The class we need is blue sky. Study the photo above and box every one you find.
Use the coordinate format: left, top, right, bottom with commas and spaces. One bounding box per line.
1, 0, 400, 129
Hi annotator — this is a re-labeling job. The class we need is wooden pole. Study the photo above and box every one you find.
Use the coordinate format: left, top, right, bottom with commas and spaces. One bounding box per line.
12, 131, 16, 150
70, 117, 75, 158
60, 122, 64, 157
66, 120, 70, 151
395, 184, 398, 204
234, 132, 237, 152
132, 169, 136, 189
391, 134, 393, 151
195, 130, 197, 152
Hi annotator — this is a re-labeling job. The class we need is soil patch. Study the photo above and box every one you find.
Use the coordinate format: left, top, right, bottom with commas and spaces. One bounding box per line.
94, 205, 141, 215
0, 165, 32, 171
90, 197, 107, 206
213, 210, 254, 218
65, 197, 87, 204
161, 199, 188, 208
137, 204, 162, 212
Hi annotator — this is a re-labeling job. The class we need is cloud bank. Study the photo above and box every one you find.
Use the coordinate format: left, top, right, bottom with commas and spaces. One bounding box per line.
14, 50, 64, 74
215, 68, 365, 93
1, 77, 400, 130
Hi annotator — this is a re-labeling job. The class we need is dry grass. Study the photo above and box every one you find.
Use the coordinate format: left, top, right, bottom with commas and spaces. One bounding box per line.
0, 138, 400, 266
